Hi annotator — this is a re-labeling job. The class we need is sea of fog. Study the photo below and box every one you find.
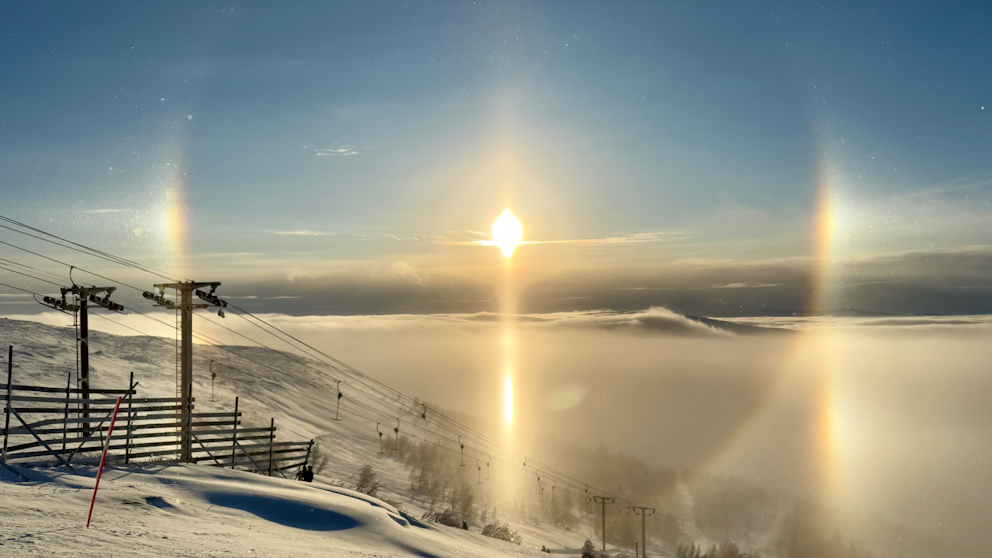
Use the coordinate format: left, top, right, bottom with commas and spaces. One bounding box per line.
9, 308, 992, 551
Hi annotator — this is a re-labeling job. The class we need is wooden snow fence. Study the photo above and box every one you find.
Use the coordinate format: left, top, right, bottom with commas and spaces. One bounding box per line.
2, 368, 312, 479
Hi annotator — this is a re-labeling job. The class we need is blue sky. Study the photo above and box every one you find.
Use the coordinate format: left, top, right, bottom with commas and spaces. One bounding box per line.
2, 1, 992, 314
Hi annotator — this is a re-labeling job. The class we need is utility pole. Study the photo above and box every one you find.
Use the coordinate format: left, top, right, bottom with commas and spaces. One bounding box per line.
592, 496, 615, 551
630, 506, 656, 558
145, 281, 225, 462
43, 285, 123, 435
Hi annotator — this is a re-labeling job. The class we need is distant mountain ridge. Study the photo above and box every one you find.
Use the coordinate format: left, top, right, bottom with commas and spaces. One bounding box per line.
728, 308, 907, 318
685, 315, 792, 335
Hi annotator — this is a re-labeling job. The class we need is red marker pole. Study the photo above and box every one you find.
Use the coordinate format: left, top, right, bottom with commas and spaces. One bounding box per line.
87, 396, 122, 528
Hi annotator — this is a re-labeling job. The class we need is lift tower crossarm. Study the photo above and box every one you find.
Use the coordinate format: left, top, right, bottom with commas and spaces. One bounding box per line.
149, 281, 223, 462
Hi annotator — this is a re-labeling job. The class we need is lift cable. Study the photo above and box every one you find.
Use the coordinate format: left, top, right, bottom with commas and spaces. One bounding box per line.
0, 224, 626, 503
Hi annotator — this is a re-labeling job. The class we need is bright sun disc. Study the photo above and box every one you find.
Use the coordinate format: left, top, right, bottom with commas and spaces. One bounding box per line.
492, 208, 523, 258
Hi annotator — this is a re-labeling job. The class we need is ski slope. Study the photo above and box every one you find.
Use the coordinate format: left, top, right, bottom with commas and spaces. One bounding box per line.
0, 317, 642, 557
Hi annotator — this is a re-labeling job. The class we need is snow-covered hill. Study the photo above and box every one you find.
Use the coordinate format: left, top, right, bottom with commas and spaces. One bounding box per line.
0, 463, 551, 558
0, 317, 634, 557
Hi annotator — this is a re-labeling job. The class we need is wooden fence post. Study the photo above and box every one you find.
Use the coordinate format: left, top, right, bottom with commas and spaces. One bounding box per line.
62, 372, 71, 454
125, 371, 133, 465
304, 439, 313, 468
230, 397, 239, 469
2, 345, 11, 463
185, 393, 193, 464
267, 418, 275, 476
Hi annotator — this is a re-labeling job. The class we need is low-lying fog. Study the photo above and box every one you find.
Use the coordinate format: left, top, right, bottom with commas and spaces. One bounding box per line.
14, 308, 992, 551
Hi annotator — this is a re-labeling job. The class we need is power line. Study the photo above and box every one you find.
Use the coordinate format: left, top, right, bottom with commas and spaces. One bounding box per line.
1, 217, 629, 504
0, 237, 147, 292
90, 301, 591, 501
0, 263, 64, 287
0, 215, 179, 282
228, 303, 620, 499
0, 257, 70, 283
0, 281, 41, 296
0, 228, 556, 488
0, 244, 558, 488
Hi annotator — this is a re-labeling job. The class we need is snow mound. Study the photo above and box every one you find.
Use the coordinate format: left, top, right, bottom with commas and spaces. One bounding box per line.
0, 463, 548, 558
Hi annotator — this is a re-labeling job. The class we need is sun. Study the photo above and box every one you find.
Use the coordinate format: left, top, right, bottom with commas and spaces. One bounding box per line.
492, 208, 523, 258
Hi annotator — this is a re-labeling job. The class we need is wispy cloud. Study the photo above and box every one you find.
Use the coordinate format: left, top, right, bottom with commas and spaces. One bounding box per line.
224, 295, 303, 300
229, 307, 737, 337
444, 231, 688, 247
612, 287, 676, 291
527, 231, 689, 245
263, 228, 686, 246
265, 229, 453, 242
391, 260, 426, 287
713, 282, 784, 289
268, 230, 333, 237
306, 144, 361, 158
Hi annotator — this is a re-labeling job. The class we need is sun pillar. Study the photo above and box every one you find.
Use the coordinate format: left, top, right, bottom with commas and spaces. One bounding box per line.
806, 165, 845, 512
492, 209, 523, 503
493, 208, 523, 423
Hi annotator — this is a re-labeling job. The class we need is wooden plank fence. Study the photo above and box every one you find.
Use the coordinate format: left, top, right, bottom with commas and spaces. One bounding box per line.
2, 354, 312, 479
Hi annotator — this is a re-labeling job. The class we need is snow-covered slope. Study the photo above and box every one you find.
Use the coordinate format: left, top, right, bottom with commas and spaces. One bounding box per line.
0, 463, 553, 558
0, 317, 628, 557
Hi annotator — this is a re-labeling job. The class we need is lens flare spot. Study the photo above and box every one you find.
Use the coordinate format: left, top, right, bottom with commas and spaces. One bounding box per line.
492, 208, 523, 258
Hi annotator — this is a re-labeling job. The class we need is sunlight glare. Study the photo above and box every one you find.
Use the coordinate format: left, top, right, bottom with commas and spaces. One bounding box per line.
504, 374, 514, 424
492, 208, 523, 258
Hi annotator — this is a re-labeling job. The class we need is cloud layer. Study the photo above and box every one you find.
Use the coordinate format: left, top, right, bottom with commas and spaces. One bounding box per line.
179, 246, 992, 317
6, 312, 990, 552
